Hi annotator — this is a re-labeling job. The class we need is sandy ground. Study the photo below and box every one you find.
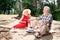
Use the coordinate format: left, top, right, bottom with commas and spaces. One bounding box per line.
0, 15, 60, 40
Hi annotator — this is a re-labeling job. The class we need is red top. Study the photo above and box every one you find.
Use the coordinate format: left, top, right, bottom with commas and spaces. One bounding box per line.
13, 15, 30, 29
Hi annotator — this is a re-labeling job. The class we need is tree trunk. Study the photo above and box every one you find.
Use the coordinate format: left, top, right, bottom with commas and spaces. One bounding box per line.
8, 10, 10, 14
4, 9, 6, 14
14, 0, 23, 19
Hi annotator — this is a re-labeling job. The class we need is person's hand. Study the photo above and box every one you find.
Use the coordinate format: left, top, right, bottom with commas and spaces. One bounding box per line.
34, 26, 39, 31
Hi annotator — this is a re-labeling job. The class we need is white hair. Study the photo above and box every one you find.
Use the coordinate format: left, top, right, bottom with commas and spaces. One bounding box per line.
22, 9, 31, 15
43, 6, 50, 11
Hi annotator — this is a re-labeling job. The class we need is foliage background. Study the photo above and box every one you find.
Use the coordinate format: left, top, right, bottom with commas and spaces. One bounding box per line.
0, 0, 60, 21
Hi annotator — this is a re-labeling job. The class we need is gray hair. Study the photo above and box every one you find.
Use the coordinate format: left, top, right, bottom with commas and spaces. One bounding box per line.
43, 6, 50, 12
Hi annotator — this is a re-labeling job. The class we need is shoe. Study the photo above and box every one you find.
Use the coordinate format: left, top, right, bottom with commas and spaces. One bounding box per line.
34, 32, 41, 39
49, 29, 55, 33
26, 27, 34, 33
26, 30, 34, 33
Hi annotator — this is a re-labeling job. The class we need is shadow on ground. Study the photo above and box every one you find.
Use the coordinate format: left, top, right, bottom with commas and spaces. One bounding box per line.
34, 34, 53, 40
24, 32, 53, 40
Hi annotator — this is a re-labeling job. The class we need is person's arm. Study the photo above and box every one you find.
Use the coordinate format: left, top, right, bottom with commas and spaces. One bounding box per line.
29, 15, 31, 25
29, 15, 37, 21
28, 15, 32, 27
30, 15, 42, 21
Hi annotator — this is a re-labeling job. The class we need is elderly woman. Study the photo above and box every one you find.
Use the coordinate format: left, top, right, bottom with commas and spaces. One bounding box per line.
34, 6, 53, 38
13, 9, 31, 29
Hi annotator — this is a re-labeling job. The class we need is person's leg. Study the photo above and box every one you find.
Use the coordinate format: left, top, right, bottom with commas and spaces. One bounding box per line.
34, 31, 41, 38
34, 25, 42, 38
40, 25, 50, 35
38, 25, 46, 35
34, 25, 48, 38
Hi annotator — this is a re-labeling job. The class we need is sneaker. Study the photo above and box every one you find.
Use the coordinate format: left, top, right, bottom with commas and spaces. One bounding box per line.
34, 32, 41, 39
26, 27, 34, 33
49, 29, 55, 33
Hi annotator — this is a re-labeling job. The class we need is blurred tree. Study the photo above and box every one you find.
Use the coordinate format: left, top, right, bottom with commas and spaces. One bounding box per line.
15, 0, 23, 19
57, 0, 60, 8
0, 0, 16, 14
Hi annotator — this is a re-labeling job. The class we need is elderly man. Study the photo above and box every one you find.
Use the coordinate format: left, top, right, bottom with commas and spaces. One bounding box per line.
34, 6, 53, 38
